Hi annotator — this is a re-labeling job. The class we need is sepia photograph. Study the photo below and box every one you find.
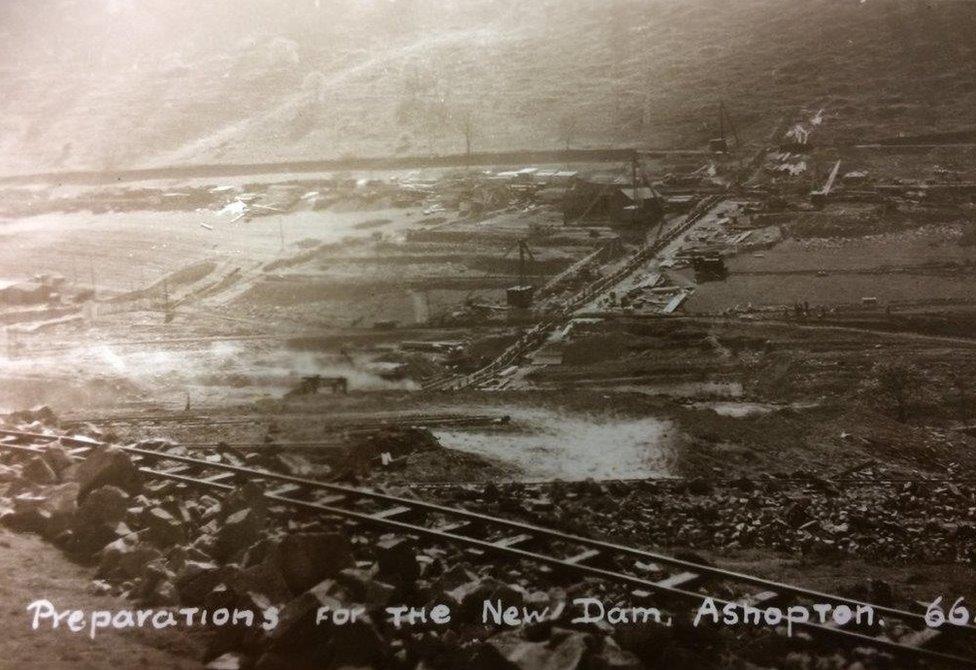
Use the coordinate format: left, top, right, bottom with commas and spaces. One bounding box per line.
1, 0, 975, 667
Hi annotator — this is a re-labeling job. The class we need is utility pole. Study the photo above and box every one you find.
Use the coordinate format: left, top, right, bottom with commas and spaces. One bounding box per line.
89, 257, 97, 325
163, 278, 174, 324
518, 241, 526, 287
515, 239, 535, 287
632, 152, 640, 226
460, 108, 473, 169
719, 101, 741, 150
719, 102, 726, 146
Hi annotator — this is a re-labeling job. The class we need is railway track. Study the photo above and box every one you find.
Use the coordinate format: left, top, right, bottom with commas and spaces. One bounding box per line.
0, 428, 974, 666
60, 412, 508, 430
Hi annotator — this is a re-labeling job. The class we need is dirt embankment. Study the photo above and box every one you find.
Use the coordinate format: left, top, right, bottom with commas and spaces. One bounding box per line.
0, 528, 205, 668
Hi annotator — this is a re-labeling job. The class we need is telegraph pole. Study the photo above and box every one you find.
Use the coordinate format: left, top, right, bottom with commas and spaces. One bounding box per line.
89, 257, 97, 325
632, 151, 639, 226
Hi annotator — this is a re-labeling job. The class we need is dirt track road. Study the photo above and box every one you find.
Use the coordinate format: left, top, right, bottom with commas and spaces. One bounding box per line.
604, 314, 976, 349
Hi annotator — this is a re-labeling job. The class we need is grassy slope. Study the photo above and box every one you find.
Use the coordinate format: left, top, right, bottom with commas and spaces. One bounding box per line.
1, 0, 974, 174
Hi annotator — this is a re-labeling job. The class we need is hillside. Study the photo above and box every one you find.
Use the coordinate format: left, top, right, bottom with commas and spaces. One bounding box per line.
1, 0, 974, 175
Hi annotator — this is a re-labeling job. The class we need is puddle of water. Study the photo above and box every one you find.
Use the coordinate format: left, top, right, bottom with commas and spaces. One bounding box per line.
690, 400, 819, 417
435, 407, 674, 481
690, 401, 775, 417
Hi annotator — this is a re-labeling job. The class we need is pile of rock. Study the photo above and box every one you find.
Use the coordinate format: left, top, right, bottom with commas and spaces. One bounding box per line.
430, 472, 976, 564
331, 427, 443, 478
0, 425, 659, 669
1, 416, 932, 670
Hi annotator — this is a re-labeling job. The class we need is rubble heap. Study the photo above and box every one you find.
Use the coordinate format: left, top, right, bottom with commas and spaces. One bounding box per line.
431, 474, 976, 564
0, 409, 965, 670
0, 415, 659, 669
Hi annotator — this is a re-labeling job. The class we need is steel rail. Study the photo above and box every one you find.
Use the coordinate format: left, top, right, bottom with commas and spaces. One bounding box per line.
59, 413, 505, 428
117, 445, 976, 637
1, 432, 973, 665
1, 427, 971, 636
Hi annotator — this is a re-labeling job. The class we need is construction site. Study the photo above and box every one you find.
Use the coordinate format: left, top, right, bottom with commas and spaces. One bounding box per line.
3, 1, 976, 668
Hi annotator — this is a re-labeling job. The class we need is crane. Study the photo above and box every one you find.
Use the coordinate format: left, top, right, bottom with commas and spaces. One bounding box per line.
628, 152, 664, 226
709, 102, 741, 153
504, 239, 537, 308
811, 159, 841, 209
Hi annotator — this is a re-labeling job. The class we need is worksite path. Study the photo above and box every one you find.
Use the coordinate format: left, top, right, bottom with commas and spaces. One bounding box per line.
582, 314, 976, 349
440, 197, 734, 391
575, 199, 739, 314
496, 198, 736, 390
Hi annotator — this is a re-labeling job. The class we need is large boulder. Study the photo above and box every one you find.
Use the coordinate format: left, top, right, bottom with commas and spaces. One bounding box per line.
144, 507, 186, 548
97, 539, 163, 580
264, 579, 384, 667
214, 508, 263, 563
22, 456, 58, 485
336, 567, 396, 608
5, 405, 57, 426
72, 447, 142, 500
75, 485, 129, 528
221, 482, 268, 525
1, 507, 50, 534
68, 519, 133, 557
2, 485, 79, 538
265, 580, 345, 651
329, 609, 386, 667
428, 564, 479, 598
43, 444, 75, 478
70, 485, 130, 554
276, 532, 354, 595
48, 486, 80, 542
591, 637, 642, 670
147, 579, 179, 606
375, 535, 420, 584
350, 426, 441, 462
26, 483, 78, 518
223, 560, 292, 605
176, 560, 224, 605
132, 557, 173, 601
0, 464, 22, 482
474, 629, 590, 670
206, 653, 246, 670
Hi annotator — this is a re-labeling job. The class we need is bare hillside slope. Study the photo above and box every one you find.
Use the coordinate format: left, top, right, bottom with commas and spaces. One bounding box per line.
1, 0, 973, 174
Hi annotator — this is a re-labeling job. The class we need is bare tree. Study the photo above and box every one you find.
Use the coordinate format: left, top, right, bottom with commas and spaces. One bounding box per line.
557, 113, 578, 151
455, 106, 475, 162
419, 98, 449, 157
395, 63, 450, 157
